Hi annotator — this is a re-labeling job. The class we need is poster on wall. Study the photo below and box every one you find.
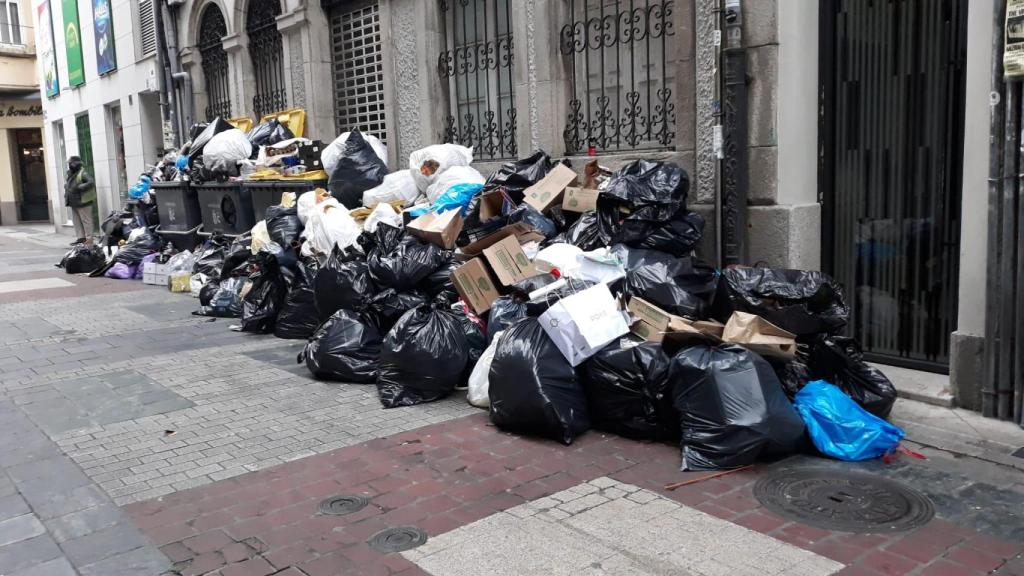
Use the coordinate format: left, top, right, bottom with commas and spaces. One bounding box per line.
38, 1, 59, 97
1006, 0, 1024, 78
62, 0, 85, 86
91, 0, 115, 75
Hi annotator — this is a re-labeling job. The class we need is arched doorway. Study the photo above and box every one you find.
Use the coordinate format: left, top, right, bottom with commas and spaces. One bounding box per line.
198, 4, 232, 121
246, 0, 287, 118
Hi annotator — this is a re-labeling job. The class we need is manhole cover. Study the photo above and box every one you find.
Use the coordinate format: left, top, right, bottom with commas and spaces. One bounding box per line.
318, 495, 369, 516
368, 527, 428, 553
753, 468, 934, 533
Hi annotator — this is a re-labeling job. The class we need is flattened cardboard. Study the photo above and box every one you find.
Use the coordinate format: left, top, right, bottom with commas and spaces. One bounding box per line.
562, 187, 600, 213
523, 163, 578, 212
407, 209, 463, 249
459, 222, 545, 257
451, 258, 500, 314
721, 311, 796, 359
628, 296, 725, 345
482, 234, 538, 286
627, 297, 674, 331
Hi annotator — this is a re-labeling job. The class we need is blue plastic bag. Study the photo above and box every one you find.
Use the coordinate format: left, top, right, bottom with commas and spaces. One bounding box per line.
433, 183, 483, 216
794, 380, 904, 461
128, 175, 151, 200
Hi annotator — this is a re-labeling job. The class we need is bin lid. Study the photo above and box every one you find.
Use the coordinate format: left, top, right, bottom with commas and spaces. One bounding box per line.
227, 116, 254, 133
258, 108, 306, 139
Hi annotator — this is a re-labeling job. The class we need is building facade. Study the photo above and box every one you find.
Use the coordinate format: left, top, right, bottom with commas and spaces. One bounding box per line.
30, 0, 1015, 422
0, 0, 46, 225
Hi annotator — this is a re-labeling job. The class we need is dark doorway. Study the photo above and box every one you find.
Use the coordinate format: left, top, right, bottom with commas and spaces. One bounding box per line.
15, 129, 48, 222
818, 0, 968, 372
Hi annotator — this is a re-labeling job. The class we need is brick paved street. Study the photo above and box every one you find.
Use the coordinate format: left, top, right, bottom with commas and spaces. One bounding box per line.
0, 225, 1023, 576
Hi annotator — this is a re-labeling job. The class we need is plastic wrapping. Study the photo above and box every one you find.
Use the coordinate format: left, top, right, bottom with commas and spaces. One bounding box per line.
265, 205, 302, 248
367, 227, 450, 290
274, 260, 321, 340
713, 267, 850, 337
794, 380, 904, 461
361, 288, 429, 334
611, 245, 718, 319
300, 309, 382, 383
669, 344, 806, 471
807, 336, 897, 418
376, 305, 470, 407
314, 246, 374, 321
453, 302, 487, 380
581, 336, 677, 441
328, 130, 390, 209
59, 244, 106, 274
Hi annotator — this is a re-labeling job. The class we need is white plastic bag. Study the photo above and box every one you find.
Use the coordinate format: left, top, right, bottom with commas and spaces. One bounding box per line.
249, 221, 271, 254
468, 331, 503, 409
166, 250, 195, 274
203, 129, 253, 175
362, 170, 419, 207
539, 283, 630, 366
302, 198, 361, 257
363, 202, 402, 233
424, 165, 485, 203
408, 143, 474, 193
322, 131, 388, 176
574, 248, 626, 284
190, 273, 209, 297
296, 190, 318, 224
534, 243, 583, 276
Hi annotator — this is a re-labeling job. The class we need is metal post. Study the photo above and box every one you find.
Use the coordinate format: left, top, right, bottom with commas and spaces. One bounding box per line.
154, 0, 179, 149
720, 0, 747, 266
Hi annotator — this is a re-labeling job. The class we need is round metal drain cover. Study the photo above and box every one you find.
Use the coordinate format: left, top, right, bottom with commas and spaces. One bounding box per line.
753, 468, 934, 533
318, 495, 369, 516
368, 527, 428, 553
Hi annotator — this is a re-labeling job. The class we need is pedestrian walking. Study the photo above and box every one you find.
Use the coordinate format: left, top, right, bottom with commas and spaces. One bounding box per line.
64, 155, 96, 245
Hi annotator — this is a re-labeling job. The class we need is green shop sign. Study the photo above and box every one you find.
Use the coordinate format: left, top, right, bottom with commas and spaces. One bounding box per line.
63, 0, 85, 86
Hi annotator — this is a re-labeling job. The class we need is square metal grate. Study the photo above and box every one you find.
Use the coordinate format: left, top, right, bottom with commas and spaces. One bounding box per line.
330, 1, 388, 145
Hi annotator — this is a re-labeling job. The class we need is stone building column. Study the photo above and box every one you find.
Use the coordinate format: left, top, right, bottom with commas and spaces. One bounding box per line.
275, 3, 334, 140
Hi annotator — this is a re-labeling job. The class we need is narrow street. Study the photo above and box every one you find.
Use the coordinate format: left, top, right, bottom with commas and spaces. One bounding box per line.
0, 224, 1020, 575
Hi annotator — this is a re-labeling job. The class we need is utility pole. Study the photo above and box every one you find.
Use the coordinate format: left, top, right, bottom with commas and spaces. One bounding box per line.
720, 0, 748, 266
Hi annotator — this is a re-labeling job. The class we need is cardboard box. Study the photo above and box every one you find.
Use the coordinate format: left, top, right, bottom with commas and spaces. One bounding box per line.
562, 187, 600, 213
721, 312, 796, 359
478, 190, 512, 221
451, 258, 501, 314
482, 234, 538, 286
523, 164, 578, 212
627, 296, 724, 344
142, 262, 169, 286
407, 209, 463, 249
459, 222, 545, 257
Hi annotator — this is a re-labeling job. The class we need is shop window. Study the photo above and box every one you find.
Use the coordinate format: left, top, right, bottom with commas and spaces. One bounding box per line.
438, 0, 516, 160
0, 0, 23, 45
560, 0, 677, 155
246, 0, 287, 118
199, 4, 232, 120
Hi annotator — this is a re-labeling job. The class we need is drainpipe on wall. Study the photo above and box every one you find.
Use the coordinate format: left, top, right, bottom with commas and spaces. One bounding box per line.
719, 0, 748, 266
165, 1, 195, 131
154, 0, 179, 148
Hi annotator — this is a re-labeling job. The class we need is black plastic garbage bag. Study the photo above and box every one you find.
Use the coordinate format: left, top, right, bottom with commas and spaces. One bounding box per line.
241, 253, 294, 333
453, 303, 487, 380
368, 231, 450, 291
581, 336, 677, 441
314, 246, 374, 321
193, 277, 246, 318
420, 259, 460, 302
712, 267, 850, 336
488, 318, 589, 445
508, 204, 558, 238
187, 117, 233, 161
376, 304, 470, 408
482, 150, 557, 200
597, 159, 688, 224
361, 288, 429, 334
59, 243, 106, 274
807, 336, 897, 418
486, 296, 528, 343
328, 129, 389, 209
193, 235, 231, 279
274, 261, 321, 339
300, 309, 382, 383
611, 245, 718, 319
555, 210, 603, 251
265, 205, 302, 249
199, 279, 220, 306
669, 344, 806, 471
220, 234, 253, 278
113, 228, 162, 265
766, 353, 813, 401
247, 119, 295, 147
620, 211, 705, 256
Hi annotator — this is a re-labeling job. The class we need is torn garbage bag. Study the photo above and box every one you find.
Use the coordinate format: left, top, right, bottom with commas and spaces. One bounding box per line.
300, 309, 382, 383
669, 344, 806, 471
59, 243, 106, 274
488, 318, 589, 445
376, 304, 470, 408
274, 260, 321, 340
713, 267, 850, 336
328, 129, 389, 209
611, 245, 718, 319
806, 336, 897, 418
241, 252, 294, 333
314, 246, 374, 321
361, 288, 429, 334
581, 336, 677, 441
794, 380, 904, 461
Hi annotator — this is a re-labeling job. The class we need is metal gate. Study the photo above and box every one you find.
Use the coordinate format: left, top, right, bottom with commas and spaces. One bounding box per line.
328, 0, 387, 144
818, 0, 967, 372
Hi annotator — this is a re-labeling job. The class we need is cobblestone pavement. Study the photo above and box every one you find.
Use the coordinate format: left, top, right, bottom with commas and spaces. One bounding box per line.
1, 225, 1024, 576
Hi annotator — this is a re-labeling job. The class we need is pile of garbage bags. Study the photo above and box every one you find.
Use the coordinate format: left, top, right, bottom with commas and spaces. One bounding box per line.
59, 137, 906, 473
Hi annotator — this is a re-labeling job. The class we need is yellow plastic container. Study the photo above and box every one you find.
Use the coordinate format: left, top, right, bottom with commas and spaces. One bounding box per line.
258, 108, 306, 139
227, 116, 254, 133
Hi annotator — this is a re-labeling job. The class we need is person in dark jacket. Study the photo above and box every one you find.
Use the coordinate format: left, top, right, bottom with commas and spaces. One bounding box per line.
64, 155, 96, 245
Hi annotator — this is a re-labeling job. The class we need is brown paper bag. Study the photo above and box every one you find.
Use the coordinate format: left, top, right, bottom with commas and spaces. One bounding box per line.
721, 311, 797, 359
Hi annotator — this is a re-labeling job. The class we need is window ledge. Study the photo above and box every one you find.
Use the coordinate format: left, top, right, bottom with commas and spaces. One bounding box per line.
0, 44, 35, 58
